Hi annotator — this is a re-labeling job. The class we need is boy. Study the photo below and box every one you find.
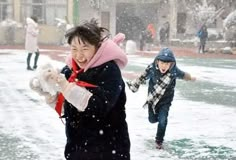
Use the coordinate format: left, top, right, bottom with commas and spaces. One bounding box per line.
127, 47, 196, 149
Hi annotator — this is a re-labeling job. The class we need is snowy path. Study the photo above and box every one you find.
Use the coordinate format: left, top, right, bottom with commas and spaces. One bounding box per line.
0, 51, 236, 160
0, 53, 65, 159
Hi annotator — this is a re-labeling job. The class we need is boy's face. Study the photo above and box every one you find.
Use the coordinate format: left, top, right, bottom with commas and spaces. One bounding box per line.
157, 60, 172, 74
70, 37, 96, 69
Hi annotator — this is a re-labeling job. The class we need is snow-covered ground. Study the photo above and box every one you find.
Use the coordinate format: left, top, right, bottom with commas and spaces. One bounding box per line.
0, 49, 236, 160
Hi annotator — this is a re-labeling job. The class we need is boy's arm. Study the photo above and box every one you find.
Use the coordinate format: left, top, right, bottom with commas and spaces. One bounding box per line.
183, 72, 196, 81
175, 66, 196, 81
126, 63, 152, 92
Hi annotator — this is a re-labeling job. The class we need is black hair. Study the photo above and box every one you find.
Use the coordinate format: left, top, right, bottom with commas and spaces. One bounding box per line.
65, 18, 109, 49
30, 16, 38, 23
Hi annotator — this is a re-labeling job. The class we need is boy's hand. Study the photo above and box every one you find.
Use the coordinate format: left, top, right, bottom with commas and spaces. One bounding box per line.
191, 76, 196, 81
126, 81, 139, 93
184, 72, 196, 81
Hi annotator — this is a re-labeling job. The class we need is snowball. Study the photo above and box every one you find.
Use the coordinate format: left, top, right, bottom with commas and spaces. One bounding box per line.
33, 63, 60, 95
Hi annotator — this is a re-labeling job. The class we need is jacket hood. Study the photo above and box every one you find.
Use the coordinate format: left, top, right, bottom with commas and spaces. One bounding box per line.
152, 47, 176, 73
84, 33, 127, 71
155, 47, 176, 63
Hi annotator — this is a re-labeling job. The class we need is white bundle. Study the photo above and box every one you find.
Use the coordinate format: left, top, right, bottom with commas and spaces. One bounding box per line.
31, 63, 60, 95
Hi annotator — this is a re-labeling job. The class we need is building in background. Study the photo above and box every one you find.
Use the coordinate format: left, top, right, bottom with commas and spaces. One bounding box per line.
0, 0, 235, 45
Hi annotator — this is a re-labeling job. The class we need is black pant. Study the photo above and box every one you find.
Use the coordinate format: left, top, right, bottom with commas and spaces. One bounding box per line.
199, 39, 206, 53
27, 51, 39, 68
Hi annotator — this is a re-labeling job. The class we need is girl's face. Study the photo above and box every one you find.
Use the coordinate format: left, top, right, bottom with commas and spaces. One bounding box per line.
70, 37, 96, 69
157, 60, 172, 74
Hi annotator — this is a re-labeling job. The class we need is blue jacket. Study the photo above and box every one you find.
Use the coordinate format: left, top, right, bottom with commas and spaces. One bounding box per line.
197, 26, 208, 40
146, 48, 185, 107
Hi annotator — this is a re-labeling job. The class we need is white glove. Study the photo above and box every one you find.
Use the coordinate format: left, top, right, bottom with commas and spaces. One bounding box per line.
47, 71, 93, 112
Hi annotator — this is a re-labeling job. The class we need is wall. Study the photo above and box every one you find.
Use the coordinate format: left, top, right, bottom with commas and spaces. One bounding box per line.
78, 0, 116, 37
0, 25, 62, 45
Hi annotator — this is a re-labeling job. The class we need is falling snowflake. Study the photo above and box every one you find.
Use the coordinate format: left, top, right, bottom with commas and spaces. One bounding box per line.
112, 150, 116, 154
99, 129, 104, 135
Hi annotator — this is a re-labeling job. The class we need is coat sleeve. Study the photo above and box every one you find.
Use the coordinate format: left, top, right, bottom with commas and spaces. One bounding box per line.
175, 66, 185, 79
126, 63, 153, 92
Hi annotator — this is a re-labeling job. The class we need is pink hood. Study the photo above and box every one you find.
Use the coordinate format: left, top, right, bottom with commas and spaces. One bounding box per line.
65, 33, 128, 72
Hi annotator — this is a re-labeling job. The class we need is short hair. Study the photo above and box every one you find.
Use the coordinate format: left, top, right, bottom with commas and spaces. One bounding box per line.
30, 16, 38, 23
65, 18, 109, 49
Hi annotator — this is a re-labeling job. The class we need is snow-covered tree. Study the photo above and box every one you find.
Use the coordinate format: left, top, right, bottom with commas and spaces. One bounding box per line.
183, 0, 224, 27
223, 10, 236, 30
223, 10, 236, 41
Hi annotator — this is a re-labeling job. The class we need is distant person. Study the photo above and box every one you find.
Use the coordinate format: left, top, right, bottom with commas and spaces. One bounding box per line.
145, 30, 154, 51
139, 29, 152, 51
139, 30, 147, 51
197, 24, 208, 53
126, 47, 196, 149
25, 16, 40, 70
30, 19, 130, 159
159, 27, 166, 44
159, 22, 169, 47
164, 22, 170, 43
146, 23, 156, 51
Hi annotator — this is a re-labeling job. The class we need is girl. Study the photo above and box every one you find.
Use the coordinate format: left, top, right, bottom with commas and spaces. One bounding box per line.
30, 19, 130, 159
25, 16, 40, 70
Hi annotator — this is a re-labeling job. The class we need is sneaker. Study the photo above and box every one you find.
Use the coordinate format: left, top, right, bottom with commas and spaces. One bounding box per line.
33, 65, 37, 69
155, 140, 163, 149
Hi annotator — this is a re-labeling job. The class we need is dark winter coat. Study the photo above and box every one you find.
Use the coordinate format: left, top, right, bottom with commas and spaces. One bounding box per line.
145, 30, 154, 43
140, 30, 153, 43
60, 34, 130, 160
197, 26, 208, 41
146, 48, 185, 110
159, 27, 167, 43
61, 61, 130, 160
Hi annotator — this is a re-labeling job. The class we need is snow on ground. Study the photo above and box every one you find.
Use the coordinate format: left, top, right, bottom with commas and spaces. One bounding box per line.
0, 50, 236, 160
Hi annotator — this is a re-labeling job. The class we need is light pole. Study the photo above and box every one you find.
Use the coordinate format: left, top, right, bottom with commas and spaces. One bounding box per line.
73, 0, 79, 24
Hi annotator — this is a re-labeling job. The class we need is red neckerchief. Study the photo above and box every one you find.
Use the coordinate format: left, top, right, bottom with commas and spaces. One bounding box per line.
55, 59, 97, 117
